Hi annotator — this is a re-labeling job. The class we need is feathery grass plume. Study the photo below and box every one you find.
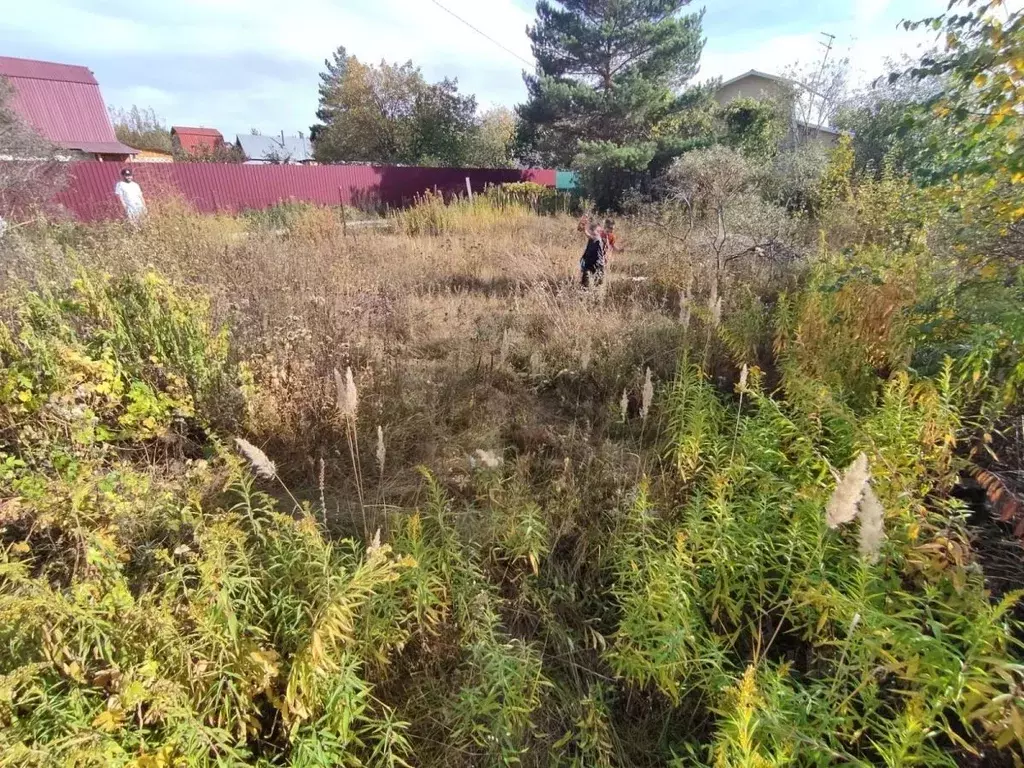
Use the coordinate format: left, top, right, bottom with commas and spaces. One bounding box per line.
375, 425, 386, 473
336, 365, 365, 527
641, 367, 654, 421
581, 341, 592, 372
858, 485, 886, 563
620, 388, 629, 422
473, 449, 503, 469
368, 527, 382, 555
710, 293, 723, 328
344, 367, 359, 418
678, 288, 691, 329
334, 367, 345, 414
235, 437, 277, 479
730, 364, 750, 463
826, 452, 870, 529
529, 350, 543, 375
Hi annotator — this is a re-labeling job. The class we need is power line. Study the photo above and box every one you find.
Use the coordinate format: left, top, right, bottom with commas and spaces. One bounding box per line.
426, 0, 535, 68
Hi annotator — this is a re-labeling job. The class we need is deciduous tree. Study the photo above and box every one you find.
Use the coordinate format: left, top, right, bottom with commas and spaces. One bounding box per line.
834, 55, 946, 177
109, 105, 172, 154
311, 52, 478, 166
899, 0, 1023, 178
465, 107, 516, 169
0, 77, 65, 218
410, 78, 477, 167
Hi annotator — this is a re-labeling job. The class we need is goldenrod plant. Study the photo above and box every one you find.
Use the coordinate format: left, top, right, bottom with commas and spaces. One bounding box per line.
2, 8, 1024, 756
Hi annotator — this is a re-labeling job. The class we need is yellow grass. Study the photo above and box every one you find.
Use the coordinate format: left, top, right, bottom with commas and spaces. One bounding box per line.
3, 196, 787, 522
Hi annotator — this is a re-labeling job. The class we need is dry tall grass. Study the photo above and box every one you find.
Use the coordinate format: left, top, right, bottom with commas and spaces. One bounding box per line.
4, 186, 1024, 766
3, 198, 783, 530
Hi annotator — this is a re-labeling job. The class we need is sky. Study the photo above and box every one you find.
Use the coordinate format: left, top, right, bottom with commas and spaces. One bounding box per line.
0, 0, 952, 140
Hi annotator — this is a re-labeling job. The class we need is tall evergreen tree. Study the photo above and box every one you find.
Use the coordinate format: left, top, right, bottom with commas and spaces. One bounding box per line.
310, 46, 349, 144
517, 0, 705, 167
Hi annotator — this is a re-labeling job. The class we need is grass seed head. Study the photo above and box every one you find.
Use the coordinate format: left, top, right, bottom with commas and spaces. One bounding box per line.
710, 293, 723, 328
472, 449, 503, 470
368, 527, 382, 555
376, 425, 386, 472
235, 437, 277, 480
641, 367, 654, 421
336, 367, 358, 420
678, 288, 691, 328
858, 484, 886, 563
826, 452, 870, 529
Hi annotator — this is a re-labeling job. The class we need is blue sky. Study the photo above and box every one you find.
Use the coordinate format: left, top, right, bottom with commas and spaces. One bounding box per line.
1, 0, 947, 140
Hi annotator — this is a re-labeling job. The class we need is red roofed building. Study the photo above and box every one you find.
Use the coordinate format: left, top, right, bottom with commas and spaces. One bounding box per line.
0, 55, 137, 161
170, 126, 224, 156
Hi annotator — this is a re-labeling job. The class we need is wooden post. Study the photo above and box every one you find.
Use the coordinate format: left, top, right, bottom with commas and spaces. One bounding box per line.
338, 186, 348, 240
465, 176, 473, 201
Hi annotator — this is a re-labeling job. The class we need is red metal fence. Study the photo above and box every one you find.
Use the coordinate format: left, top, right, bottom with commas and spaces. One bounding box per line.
51, 162, 557, 222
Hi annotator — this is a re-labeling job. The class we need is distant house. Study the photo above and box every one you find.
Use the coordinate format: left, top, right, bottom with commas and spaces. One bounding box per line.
715, 69, 842, 147
235, 133, 315, 165
0, 55, 138, 161
170, 126, 225, 156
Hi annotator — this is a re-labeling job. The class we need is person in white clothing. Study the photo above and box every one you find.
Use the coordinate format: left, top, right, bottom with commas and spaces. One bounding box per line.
114, 167, 147, 225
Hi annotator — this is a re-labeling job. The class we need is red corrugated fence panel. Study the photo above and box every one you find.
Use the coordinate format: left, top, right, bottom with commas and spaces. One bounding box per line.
49, 162, 559, 222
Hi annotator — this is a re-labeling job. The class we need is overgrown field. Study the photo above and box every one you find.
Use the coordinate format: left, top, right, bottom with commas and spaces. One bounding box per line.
1, 173, 1023, 767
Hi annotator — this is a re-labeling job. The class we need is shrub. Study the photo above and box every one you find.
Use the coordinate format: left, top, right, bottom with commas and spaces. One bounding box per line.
719, 97, 787, 160
2, 183, 1024, 766
485, 182, 574, 215
0, 78, 66, 219
761, 143, 831, 213
396, 188, 535, 236
0, 271, 238, 462
573, 140, 657, 211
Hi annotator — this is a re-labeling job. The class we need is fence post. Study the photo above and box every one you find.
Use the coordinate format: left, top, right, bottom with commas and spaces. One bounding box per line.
465, 176, 473, 201
338, 186, 348, 240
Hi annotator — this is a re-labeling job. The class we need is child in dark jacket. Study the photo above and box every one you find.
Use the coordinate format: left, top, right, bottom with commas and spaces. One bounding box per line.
578, 215, 606, 288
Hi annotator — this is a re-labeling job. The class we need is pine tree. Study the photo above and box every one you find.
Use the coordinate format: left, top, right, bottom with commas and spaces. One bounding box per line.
517, 0, 705, 167
310, 45, 350, 144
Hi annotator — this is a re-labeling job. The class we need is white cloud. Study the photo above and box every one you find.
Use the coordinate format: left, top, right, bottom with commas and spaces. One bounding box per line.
3, 0, 535, 135
3, 0, 533, 77
700, 8, 937, 89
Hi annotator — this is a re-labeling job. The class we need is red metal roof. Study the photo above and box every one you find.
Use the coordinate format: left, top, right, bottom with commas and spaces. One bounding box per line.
0, 56, 136, 155
171, 126, 224, 154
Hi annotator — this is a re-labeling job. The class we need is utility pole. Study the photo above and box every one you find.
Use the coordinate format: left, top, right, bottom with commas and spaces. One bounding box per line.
808, 32, 836, 129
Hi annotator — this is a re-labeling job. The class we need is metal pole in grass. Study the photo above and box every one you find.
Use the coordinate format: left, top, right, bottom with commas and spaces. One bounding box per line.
465, 176, 473, 201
